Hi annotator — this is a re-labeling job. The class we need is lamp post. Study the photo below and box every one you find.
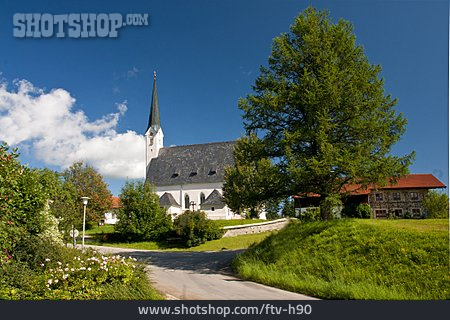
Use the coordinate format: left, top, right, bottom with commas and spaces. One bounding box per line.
81, 196, 90, 249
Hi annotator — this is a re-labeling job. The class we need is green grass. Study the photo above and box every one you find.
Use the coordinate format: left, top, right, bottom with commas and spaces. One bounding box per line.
99, 268, 163, 300
84, 220, 266, 236
90, 231, 274, 252
84, 224, 115, 235
214, 219, 266, 228
233, 219, 449, 300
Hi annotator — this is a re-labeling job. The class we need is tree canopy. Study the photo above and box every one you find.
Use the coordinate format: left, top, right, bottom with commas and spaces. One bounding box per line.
63, 161, 112, 222
223, 135, 285, 218
0, 143, 48, 264
115, 181, 172, 241
35, 168, 79, 242
225, 7, 414, 218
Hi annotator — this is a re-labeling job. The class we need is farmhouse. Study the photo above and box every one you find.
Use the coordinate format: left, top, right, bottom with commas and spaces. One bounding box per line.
294, 174, 446, 218
144, 72, 244, 220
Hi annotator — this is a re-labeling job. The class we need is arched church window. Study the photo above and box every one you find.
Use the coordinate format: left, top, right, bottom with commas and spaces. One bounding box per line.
200, 193, 205, 204
185, 194, 190, 209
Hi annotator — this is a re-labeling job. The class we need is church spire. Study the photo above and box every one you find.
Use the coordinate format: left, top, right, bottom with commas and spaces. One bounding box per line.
146, 70, 160, 133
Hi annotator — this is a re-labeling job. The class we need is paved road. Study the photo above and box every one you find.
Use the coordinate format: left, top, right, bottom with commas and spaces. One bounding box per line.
87, 245, 317, 300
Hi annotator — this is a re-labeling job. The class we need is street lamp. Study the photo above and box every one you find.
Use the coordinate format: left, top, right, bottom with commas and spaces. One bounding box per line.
81, 196, 90, 249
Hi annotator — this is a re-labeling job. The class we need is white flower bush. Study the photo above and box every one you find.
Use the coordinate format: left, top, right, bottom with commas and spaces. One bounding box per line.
40, 250, 140, 299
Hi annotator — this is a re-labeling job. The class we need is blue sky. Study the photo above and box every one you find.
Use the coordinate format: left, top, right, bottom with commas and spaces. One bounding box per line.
0, 0, 448, 196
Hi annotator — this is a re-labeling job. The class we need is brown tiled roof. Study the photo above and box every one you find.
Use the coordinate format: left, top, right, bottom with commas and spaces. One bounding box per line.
380, 174, 446, 189
111, 196, 121, 209
295, 174, 446, 198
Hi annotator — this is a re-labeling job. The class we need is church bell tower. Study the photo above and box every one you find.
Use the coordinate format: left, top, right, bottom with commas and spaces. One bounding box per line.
145, 71, 164, 170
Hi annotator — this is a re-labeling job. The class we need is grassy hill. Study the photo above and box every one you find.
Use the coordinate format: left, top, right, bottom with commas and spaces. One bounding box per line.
233, 219, 449, 300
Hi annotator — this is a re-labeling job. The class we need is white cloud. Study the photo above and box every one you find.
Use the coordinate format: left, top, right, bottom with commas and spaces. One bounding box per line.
116, 101, 128, 115
126, 66, 139, 79
0, 79, 145, 179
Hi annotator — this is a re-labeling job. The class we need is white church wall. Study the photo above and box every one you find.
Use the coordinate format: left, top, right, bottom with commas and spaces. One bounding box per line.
155, 182, 242, 220
164, 205, 182, 219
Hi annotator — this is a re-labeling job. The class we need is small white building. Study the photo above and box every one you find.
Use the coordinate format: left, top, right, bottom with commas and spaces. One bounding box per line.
103, 211, 118, 225
144, 72, 250, 220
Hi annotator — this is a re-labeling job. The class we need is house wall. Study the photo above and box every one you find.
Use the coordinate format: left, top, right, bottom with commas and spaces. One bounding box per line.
368, 188, 428, 218
156, 182, 242, 220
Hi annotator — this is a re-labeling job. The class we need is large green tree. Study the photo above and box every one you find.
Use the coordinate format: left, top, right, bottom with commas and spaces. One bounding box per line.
63, 161, 112, 222
223, 135, 285, 218
230, 7, 414, 219
115, 181, 172, 241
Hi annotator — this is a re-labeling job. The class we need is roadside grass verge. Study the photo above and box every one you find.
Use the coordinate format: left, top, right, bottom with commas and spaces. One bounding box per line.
89, 231, 274, 252
99, 267, 163, 300
233, 219, 449, 300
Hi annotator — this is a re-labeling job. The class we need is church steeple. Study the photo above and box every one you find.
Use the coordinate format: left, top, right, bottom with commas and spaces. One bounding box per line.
145, 70, 164, 170
146, 71, 161, 133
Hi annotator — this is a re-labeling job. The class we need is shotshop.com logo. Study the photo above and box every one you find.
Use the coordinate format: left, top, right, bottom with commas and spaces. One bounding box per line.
13, 13, 149, 38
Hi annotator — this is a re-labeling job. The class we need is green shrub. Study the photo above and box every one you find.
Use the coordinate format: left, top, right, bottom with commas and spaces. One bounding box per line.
319, 194, 343, 219
299, 207, 321, 222
173, 211, 223, 247
342, 203, 371, 219
0, 246, 159, 300
422, 191, 449, 218
0, 143, 48, 265
281, 198, 296, 217
115, 181, 172, 241
265, 198, 281, 220
355, 204, 371, 219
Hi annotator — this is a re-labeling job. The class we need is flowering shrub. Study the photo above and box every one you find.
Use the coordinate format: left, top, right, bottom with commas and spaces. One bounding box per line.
0, 249, 157, 300
38, 251, 139, 299
0, 143, 161, 300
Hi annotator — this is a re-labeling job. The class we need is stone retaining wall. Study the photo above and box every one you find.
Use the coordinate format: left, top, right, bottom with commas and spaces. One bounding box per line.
222, 218, 290, 237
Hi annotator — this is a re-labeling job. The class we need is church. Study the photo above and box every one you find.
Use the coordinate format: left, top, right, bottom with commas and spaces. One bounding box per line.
144, 72, 244, 220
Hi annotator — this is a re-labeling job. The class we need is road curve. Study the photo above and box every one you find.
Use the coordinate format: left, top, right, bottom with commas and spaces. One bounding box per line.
87, 245, 317, 300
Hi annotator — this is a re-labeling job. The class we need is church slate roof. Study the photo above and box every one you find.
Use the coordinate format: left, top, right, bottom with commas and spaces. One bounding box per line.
146, 141, 236, 186
159, 192, 180, 207
201, 189, 224, 206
